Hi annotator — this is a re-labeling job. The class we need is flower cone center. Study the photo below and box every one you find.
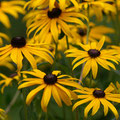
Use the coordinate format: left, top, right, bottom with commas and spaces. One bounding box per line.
78, 28, 87, 36
88, 49, 100, 58
93, 90, 105, 98
106, 1, 114, 5
81, 0, 86, 3
48, 8, 62, 19
44, 74, 57, 85
11, 37, 26, 48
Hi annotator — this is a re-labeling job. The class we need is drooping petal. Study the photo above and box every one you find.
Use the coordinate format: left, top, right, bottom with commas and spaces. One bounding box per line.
52, 85, 62, 107
84, 99, 96, 118
100, 99, 108, 116
96, 36, 105, 50
26, 84, 46, 105
92, 99, 100, 116
41, 85, 52, 112
72, 96, 94, 111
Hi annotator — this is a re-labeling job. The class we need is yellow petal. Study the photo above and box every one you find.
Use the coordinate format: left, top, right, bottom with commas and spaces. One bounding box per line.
41, 85, 52, 112
21, 47, 37, 69
82, 59, 91, 78
96, 36, 105, 50
57, 87, 72, 106
84, 99, 96, 118
52, 86, 62, 107
72, 96, 94, 111
92, 99, 100, 116
91, 59, 98, 79
52, 71, 61, 76
100, 99, 108, 116
26, 84, 46, 105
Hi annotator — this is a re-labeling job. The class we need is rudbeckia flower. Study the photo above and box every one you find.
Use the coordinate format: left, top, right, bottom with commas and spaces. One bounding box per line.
25, 2, 88, 41
18, 69, 81, 112
0, 33, 10, 46
72, 85, 120, 119
79, 0, 116, 21
24, 0, 79, 11
0, 73, 19, 93
0, 0, 25, 28
0, 37, 54, 72
65, 37, 118, 79
67, 23, 114, 44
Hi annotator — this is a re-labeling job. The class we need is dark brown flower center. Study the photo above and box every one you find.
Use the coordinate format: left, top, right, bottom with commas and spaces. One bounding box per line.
43, 74, 57, 85
11, 37, 26, 48
88, 49, 100, 58
105, 1, 114, 5
48, 8, 62, 19
49, 47, 54, 52
81, 0, 86, 3
78, 28, 87, 36
93, 90, 105, 98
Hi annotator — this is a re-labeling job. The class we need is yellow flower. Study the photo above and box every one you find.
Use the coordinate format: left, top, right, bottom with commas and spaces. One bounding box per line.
79, 0, 116, 21
18, 69, 81, 112
0, 33, 10, 46
67, 23, 114, 44
0, 37, 54, 72
25, 0, 79, 11
73, 85, 120, 119
0, 0, 25, 28
25, 2, 88, 42
0, 73, 19, 93
65, 37, 118, 79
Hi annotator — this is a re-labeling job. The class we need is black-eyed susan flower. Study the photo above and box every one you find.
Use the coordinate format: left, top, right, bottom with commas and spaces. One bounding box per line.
25, 2, 88, 41
73, 85, 120, 119
79, 0, 115, 12
79, 0, 116, 21
65, 37, 118, 79
0, 0, 25, 28
67, 23, 114, 44
18, 69, 81, 112
25, 0, 79, 11
0, 73, 19, 93
0, 33, 10, 46
0, 36, 54, 72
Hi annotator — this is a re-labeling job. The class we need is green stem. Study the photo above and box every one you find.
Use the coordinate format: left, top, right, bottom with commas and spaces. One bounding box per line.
22, 89, 28, 120
66, 36, 69, 49
52, 41, 58, 70
86, 4, 90, 44
5, 91, 20, 114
